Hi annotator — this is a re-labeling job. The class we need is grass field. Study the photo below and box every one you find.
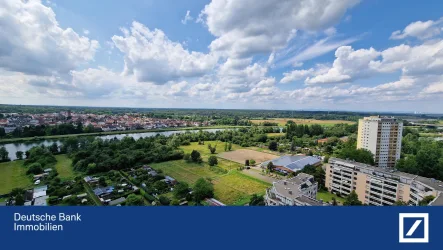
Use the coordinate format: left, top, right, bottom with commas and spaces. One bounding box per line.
218, 149, 279, 164
267, 133, 285, 137
419, 133, 443, 137
0, 160, 32, 194
251, 118, 356, 126
317, 190, 346, 204
54, 155, 75, 179
151, 159, 271, 205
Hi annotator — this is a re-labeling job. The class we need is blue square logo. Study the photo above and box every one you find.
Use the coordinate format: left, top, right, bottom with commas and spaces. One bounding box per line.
399, 213, 429, 243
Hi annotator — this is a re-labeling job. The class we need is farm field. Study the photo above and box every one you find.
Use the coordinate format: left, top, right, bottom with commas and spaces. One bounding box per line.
150, 160, 271, 205
251, 118, 356, 126
218, 149, 279, 164
0, 160, 32, 194
54, 155, 75, 179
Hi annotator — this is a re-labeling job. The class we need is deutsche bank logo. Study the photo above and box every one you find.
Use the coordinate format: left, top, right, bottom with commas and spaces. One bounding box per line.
399, 213, 429, 243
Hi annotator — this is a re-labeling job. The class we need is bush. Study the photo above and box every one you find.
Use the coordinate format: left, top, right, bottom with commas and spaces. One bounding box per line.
208, 156, 218, 166
190, 150, 202, 163
268, 141, 278, 151
158, 195, 171, 206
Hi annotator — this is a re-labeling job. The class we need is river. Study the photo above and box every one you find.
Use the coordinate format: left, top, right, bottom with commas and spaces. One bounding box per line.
1, 128, 226, 161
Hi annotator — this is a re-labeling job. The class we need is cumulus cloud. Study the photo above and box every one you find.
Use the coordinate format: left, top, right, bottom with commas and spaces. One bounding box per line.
181, 10, 193, 24
390, 18, 443, 40
199, 0, 360, 58
305, 46, 380, 84
0, 0, 99, 76
112, 21, 218, 84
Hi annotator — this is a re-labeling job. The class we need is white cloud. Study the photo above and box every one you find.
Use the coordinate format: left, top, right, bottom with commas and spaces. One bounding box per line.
305, 46, 380, 84
279, 36, 359, 66
200, 0, 360, 58
280, 64, 329, 84
83, 29, 90, 35
0, 0, 99, 76
390, 18, 443, 40
112, 21, 218, 84
181, 10, 193, 25
421, 82, 443, 94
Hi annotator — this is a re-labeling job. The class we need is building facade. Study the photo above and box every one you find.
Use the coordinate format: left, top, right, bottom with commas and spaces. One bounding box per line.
265, 173, 325, 206
357, 116, 403, 168
325, 158, 443, 206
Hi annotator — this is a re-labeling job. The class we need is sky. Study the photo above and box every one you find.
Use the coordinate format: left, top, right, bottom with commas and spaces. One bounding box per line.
1, 0, 443, 113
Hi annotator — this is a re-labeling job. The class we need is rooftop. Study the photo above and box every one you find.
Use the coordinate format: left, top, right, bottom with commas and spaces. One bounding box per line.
329, 158, 443, 191
272, 173, 316, 200
109, 197, 126, 206
261, 155, 321, 171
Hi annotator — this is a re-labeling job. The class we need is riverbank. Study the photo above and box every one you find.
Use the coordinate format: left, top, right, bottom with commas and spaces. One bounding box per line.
0, 125, 247, 144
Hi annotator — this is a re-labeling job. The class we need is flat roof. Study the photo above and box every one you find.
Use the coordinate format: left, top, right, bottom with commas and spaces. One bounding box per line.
272, 173, 315, 200
261, 155, 321, 171
329, 158, 443, 191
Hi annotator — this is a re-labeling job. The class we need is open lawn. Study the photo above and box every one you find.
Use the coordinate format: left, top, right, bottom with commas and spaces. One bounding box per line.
251, 118, 355, 126
151, 160, 270, 205
267, 133, 285, 137
180, 141, 242, 158
317, 190, 345, 204
218, 149, 279, 164
0, 160, 32, 194
54, 155, 75, 179
151, 160, 222, 185
419, 133, 443, 137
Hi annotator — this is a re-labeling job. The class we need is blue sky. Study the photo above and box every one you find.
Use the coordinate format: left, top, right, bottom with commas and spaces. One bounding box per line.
1, 0, 443, 113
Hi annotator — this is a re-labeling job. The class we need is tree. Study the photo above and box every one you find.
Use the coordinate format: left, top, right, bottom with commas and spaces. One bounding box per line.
173, 182, 190, 199
26, 162, 43, 175
336, 148, 375, 165
98, 177, 107, 187
10, 188, 25, 206
209, 145, 217, 154
224, 142, 228, 151
331, 197, 338, 206
15, 151, 24, 160
249, 194, 265, 206
190, 150, 202, 163
158, 195, 171, 206
125, 194, 144, 206
0, 146, 10, 162
208, 156, 218, 166
228, 142, 232, 151
267, 161, 275, 171
343, 190, 362, 206
0, 127, 5, 137
193, 178, 214, 203
268, 141, 278, 151
250, 159, 256, 165
419, 195, 435, 206
49, 142, 59, 154
245, 159, 250, 166
394, 200, 407, 206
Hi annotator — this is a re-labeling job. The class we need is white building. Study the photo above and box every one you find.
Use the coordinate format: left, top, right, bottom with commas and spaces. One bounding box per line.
357, 116, 403, 168
265, 173, 325, 206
